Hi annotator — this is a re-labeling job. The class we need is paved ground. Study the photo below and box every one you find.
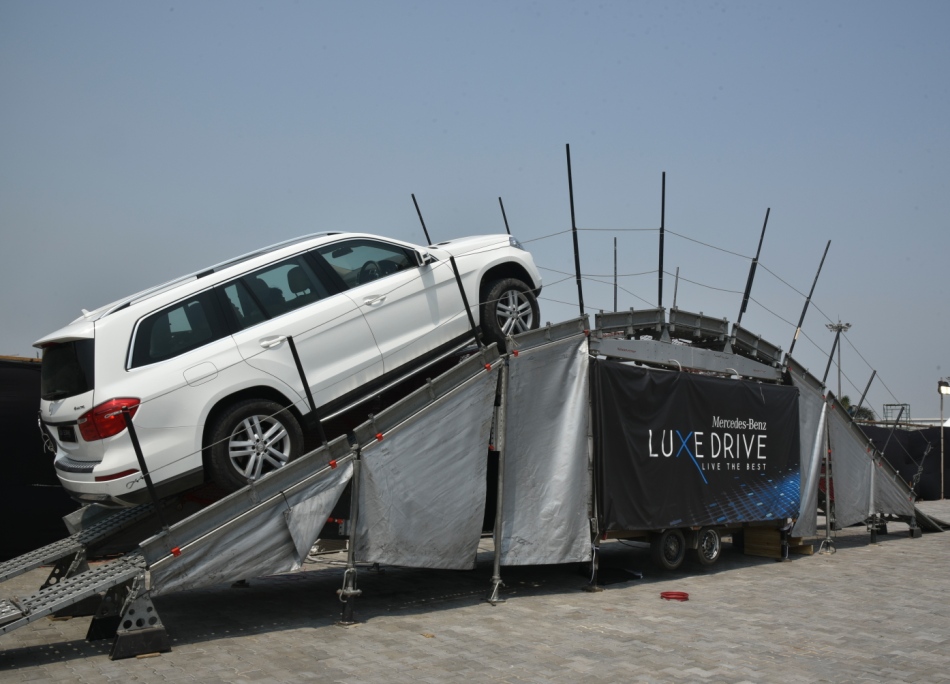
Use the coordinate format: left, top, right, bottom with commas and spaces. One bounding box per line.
2, 502, 949, 683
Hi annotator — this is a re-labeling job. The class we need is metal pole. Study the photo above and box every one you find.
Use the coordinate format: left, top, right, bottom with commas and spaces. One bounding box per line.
287, 335, 327, 446
825, 321, 851, 399
449, 255, 483, 348
487, 359, 509, 604
565, 144, 585, 317
942, 393, 945, 500
498, 197, 511, 236
122, 407, 171, 532
658, 172, 666, 308
855, 370, 876, 420
818, 410, 835, 554
821, 330, 840, 388
736, 207, 770, 329
613, 237, 617, 312
411, 193, 432, 245
338, 456, 362, 625
788, 240, 831, 357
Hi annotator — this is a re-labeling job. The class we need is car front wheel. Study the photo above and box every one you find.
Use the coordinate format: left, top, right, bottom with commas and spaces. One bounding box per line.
480, 278, 540, 349
207, 399, 304, 492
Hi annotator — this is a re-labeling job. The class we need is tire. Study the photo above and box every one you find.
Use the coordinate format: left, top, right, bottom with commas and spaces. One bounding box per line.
690, 527, 722, 566
207, 399, 304, 492
480, 278, 540, 349
651, 528, 686, 571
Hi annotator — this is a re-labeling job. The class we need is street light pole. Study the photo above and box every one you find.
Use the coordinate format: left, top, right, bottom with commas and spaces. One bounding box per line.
826, 321, 851, 399
939, 380, 950, 500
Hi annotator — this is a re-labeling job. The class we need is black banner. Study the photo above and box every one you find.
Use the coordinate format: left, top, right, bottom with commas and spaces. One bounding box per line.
592, 360, 800, 530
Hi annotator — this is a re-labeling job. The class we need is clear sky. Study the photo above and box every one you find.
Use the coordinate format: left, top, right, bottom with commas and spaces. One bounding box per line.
2, 1, 948, 421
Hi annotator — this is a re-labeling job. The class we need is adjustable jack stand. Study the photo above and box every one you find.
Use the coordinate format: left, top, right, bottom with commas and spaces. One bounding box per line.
337, 567, 361, 625
486, 577, 506, 605
583, 544, 604, 592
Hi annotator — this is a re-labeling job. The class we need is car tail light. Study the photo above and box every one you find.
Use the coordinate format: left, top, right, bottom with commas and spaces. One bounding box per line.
78, 398, 140, 441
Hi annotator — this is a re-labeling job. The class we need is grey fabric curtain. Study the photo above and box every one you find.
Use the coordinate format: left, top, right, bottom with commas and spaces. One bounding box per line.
790, 376, 827, 537
500, 335, 592, 565
150, 461, 353, 596
353, 367, 498, 570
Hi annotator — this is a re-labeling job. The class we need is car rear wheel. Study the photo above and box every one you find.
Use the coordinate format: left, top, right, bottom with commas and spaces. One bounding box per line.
208, 399, 304, 492
480, 278, 540, 349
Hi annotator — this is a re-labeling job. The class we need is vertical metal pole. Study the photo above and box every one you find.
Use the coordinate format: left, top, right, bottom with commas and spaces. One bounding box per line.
287, 335, 327, 446
822, 330, 840, 388
942, 393, 945, 500
122, 407, 170, 532
837, 336, 843, 399
566, 144, 585, 317
613, 237, 618, 312
672, 267, 680, 310
411, 193, 432, 245
736, 208, 770, 328
498, 197, 511, 235
487, 360, 509, 604
658, 172, 666, 309
449, 255, 483, 347
818, 411, 835, 554
338, 456, 362, 625
788, 240, 831, 357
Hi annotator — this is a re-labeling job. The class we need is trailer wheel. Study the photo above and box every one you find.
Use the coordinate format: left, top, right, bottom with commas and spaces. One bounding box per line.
651, 529, 686, 571
208, 399, 304, 492
691, 527, 722, 566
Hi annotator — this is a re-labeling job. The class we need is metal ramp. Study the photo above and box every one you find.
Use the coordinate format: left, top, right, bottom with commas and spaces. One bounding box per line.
0, 503, 153, 584
0, 344, 502, 659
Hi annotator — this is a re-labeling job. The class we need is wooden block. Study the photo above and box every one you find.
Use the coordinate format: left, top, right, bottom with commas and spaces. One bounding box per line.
791, 544, 814, 555
743, 527, 782, 559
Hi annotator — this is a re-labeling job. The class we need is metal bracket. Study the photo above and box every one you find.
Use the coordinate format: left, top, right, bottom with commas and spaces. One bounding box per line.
110, 575, 170, 660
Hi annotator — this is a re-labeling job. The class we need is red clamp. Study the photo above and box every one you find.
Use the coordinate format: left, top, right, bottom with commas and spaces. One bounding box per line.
376, 432, 384, 441
328, 459, 337, 469
171, 547, 182, 557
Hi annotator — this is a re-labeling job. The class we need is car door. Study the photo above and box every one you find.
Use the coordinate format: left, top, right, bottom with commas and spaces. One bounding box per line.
311, 238, 466, 373
221, 253, 384, 413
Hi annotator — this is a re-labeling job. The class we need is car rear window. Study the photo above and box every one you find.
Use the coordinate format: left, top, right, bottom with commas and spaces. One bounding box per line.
41, 339, 95, 401
130, 290, 228, 368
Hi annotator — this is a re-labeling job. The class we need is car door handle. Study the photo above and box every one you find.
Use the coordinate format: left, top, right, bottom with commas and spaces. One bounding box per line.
259, 335, 287, 349
363, 295, 386, 306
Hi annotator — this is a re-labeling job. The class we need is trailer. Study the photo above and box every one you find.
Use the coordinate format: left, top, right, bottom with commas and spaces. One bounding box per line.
0, 313, 937, 660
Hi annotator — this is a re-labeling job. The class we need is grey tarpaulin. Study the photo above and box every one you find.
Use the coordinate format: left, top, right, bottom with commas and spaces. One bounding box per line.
826, 399, 872, 528
872, 455, 914, 517
149, 461, 353, 596
500, 334, 592, 565
284, 461, 356, 569
353, 366, 498, 570
790, 375, 827, 538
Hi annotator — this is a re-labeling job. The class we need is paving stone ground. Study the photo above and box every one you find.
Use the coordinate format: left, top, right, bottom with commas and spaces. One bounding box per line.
2, 501, 949, 683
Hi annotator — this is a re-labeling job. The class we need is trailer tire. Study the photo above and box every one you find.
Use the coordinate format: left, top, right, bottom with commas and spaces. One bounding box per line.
651, 529, 686, 571
690, 527, 722, 566
208, 399, 304, 493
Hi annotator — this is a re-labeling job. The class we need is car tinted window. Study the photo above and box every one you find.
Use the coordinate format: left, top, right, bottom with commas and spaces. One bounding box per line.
238, 256, 330, 320
130, 290, 228, 367
41, 340, 95, 400
315, 239, 415, 289
220, 280, 267, 331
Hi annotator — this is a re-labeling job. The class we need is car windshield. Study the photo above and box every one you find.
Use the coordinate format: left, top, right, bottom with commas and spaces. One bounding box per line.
40, 340, 95, 400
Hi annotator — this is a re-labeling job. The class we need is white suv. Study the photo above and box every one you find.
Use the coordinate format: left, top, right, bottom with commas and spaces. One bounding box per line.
36, 232, 541, 506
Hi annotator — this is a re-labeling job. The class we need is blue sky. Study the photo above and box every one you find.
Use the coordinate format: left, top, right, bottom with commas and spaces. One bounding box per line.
2, 1, 948, 420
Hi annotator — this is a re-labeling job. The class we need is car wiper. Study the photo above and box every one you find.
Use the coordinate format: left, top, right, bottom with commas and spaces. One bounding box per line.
43, 390, 72, 400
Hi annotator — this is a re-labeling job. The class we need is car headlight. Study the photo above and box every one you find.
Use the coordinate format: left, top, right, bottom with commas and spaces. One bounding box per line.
509, 236, 525, 251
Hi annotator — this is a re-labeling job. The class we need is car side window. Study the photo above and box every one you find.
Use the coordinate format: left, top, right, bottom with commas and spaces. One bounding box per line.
236, 255, 331, 322
130, 290, 228, 368
220, 280, 267, 331
314, 239, 415, 289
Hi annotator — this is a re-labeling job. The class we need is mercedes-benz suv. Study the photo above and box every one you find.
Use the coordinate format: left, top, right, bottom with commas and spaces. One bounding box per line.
36, 232, 541, 506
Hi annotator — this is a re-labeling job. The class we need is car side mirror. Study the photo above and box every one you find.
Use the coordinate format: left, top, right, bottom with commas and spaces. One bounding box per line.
414, 249, 432, 267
